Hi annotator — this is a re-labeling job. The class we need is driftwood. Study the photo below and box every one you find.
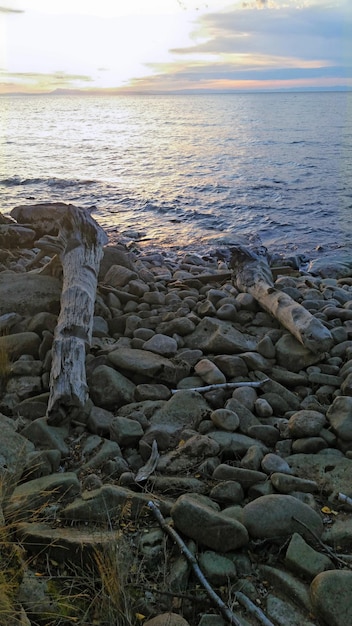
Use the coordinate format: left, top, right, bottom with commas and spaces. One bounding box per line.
33, 205, 108, 425
230, 246, 333, 354
171, 380, 269, 394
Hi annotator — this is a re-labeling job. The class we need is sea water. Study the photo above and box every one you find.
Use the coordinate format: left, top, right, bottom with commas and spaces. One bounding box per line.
0, 92, 351, 262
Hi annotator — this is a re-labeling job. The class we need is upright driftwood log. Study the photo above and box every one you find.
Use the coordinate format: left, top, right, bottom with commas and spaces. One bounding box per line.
34, 205, 108, 425
230, 245, 333, 353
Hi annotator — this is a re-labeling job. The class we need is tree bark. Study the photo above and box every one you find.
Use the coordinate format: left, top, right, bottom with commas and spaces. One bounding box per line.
230, 245, 333, 354
34, 205, 108, 425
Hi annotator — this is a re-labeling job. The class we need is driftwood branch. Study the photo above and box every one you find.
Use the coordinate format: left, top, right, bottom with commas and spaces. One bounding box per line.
37, 205, 108, 425
148, 500, 245, 626
171, 380, 269, 394
230, 246, 333, 354
337, 492, 352, 509
235, 592, 276, 626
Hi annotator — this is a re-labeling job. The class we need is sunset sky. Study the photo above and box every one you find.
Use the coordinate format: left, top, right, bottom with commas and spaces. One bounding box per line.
0, 0, 351, 94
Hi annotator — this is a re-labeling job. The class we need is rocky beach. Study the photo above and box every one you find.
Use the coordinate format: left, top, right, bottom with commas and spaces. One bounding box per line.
0, 202, 352, 626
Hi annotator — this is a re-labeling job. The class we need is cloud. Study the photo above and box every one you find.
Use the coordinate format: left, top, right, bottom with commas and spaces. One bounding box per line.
0, 69, 93, 92
0, 5, 24, 13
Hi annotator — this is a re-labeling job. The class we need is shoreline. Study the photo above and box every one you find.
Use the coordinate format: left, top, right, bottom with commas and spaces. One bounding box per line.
0, 203, 352, 625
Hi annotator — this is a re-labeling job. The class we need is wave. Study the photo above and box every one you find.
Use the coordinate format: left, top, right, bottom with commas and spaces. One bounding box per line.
0, 176, 95, 188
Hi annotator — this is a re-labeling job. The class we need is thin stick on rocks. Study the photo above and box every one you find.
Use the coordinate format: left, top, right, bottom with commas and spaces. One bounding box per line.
148, 500, 273, 626
171, 380, 269, 394
235, 592, 276, 626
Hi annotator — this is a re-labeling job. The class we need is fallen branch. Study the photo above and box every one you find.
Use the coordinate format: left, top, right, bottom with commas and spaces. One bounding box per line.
230, 245, 333, 353
292, 516, 352, 570
337, 492, 352, 509
235, 592, 276, 626
171, 380, 269, 394
148, 500, 245, 626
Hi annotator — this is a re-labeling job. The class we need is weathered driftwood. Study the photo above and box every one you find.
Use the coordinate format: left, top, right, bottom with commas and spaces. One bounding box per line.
171, 380, 269, 394
33, 204, 108, 425
230, 245, 333, 354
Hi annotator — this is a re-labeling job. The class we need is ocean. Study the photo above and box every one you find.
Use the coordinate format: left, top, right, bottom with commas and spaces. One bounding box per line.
0, 92, 351, 263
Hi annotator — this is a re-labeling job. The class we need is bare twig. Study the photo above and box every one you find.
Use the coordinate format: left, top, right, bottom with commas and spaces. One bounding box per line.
235, 592, 276, 626
171, 380, 269, 394
292, 516, 352, 570
148, 500, 244, 626
135, 440, 159, 483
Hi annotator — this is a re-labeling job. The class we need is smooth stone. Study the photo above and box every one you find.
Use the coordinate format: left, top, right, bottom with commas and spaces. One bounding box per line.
224, 398, 261, 433
275, 333, 325, 372
266, 594, 316, 626
326, 396, 352, 441
254, 398, 273, 418
134, 383, 171, 401
147, 476, 207, 496
210, 408, 240, 432
108, 347, 180, 384
242, 494, 323, 540
157, 434, 220, 474
194, 358, 226, 384
209, 481, 244, 505
270, 472, 319, 494
258, 564, 313, 612
208, 431, 268, 456
171, 494, 249, 552
212, 464, 267, 488
287, 410, 326, 438
291, 437, 328, 454
103, 264, 138, 287
86, 406, 114, 436
247, 425, 279, 447
144, 614, 190, 626
310, 570, 352, 626
0, 274, 61, 316
20, 417, 69, 456
6, 375, 42, 400
240, 445, 264, 470
261, 453, 292, 475
321, 517, 352, 550
0, 332, 40, 360
142, 333, 178, 357
231, 386, 257, 411
88, 364, 135, 410
149, 390, 210, 433
110, 416, 144, 447
0, 415, 34, 500
156, 317, 196, 336
287, 452, 352, 501
212, 355, 248, 378
198, 551, 237, 586
285, 532, 334, 580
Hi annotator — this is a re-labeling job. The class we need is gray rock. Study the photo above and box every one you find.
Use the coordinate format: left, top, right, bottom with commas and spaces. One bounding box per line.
0, 414, 34, 500
247, 426, 279, 447
134, 383, 171, 401
208, 431, 268, 456
224, 398, 261, 433
198, 551, 237, 585
212, 355, 248, 378
103, 264, 138, 287
287, 452, 352, 501
21, 417, 69, 456
88, 364, 135, 409
0, 332, 40, 360
195, 358, 226, 384
321, 517, 352, 550
0, 274, 61, 316
142, 333, 178, 357
287, 410, 326, 438
110, 416, 144, 447
275, 334, 324, 372
266, 594, 316, 626
209, 481, 244, 505
213, 464, 267, 488
242, 494, 323, 540
210, 408, 240, 432
310, 570, 352, 626
6, 375, 42, 400
144, 614, 190, 626
326, 396, 352, 441
184, 317, 256, 354
108, 347, 180, 384
254, 398, 273, 417
258, 564, 313, 612
150, 390, 210, 433
147, 476, 207, 496
157, 434, 220, 474
171, 494, 249, 552
86, 405, 114, 436
5, 472, 80, 522
261, 453, 292, 475
157, 317, 196, 337
285, 532, 334, 579
270, 472, 319, 494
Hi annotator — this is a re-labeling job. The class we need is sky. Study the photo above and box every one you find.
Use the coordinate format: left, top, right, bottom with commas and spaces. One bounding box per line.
0, 0, 351, 94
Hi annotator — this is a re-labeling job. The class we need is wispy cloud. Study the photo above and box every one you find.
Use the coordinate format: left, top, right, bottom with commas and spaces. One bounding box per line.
0, 5, 24, 13
0, 70, 93, 92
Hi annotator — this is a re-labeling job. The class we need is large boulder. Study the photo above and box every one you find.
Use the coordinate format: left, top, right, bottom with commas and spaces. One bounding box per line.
0, 274, 61, 316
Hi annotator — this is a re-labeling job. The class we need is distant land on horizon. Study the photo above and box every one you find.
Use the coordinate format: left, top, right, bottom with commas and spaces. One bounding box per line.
1, 87, 352, 97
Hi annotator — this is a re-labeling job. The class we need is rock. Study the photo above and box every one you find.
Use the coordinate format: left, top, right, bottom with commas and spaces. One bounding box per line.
212, 464, 267, 488
210, 408, 240, 432
88, 364, 135, 410
0, 332, 40, 361
110, 416, 144, 447
287, 452, 352, 501
198, 551, 237, 585
0, 274, 61, 316
261, 453, 292, 475
310, 570, 352, 626
285, 532, 334, 579
149, 390, 210, 434
224, 397, 261, 433
0, 414, 34, 500
254, 397, 273, 417
242, 494, 323, 540
266, 594, 316, 626
142, 333, 178, 357
247, 426, 279, 447
134, 383, 171, 401
208, 431, 268, 456
184, 317, 257, 354
103, 264, 138, 287
108, 347, 181, 384
258, 564, 313, 612
287, 410, 326, 438
20, 417, 69, 456
321, 516, 352, 550
326, 396, 352, 441
194, 358, 226, 384
209, 481, 244, 505
171, 494, 249, 552
144, 614, 190, 626
270, 472, 319, 494
212, 355, 248, 378
157, 434, 220, 474
5, 472, 80, 522
275, 334, 324, 372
